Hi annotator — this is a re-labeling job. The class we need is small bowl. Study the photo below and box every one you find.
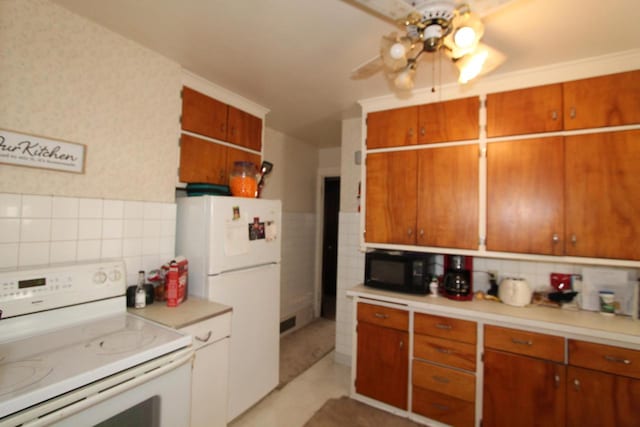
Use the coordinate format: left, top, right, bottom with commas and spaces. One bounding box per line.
547, 291, 578, 303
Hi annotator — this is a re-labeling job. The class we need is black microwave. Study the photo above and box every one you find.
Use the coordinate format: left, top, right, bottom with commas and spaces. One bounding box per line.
364, 250, 435, 295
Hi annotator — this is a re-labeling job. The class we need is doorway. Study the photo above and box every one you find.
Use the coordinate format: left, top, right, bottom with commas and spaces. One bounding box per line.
321, 177, 340, 320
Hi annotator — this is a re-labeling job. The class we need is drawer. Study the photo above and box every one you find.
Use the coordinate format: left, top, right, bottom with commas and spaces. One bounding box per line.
568, 340, 640, 380
414, 334, 476, 371
412, 386, 475, 427
412, 359, 475, 402
484, 325, 564, 363
414, 313, 476, 344
357, 302, 409, 331
179, 312, 232, 351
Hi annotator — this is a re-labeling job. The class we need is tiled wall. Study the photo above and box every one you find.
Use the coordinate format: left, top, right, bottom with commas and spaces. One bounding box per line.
335, 212, 363, 364
280, 212, 317, 324
0, 193, 176, 285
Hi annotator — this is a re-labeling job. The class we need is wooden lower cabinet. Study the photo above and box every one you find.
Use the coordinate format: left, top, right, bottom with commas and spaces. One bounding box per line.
413, 386, 475, 427
355, 303, 409, 409
566, 366, 640, 427
483, 349, 566, 427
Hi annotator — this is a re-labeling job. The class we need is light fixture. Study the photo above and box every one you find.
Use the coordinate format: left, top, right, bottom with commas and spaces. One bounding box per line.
351, 0, 506, 90
456, 43, 505, 83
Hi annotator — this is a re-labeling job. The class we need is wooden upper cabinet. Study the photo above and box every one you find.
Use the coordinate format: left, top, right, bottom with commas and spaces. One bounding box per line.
365, 150, 417, 244
416, 145, 479, 249
182, 86, 228, 141
228, 106, 263, 151
486, 136, 565, 255
563, 70, 640, 130
179, 134, 228, 184
564, 129, 640, 260
418, 97, 480, 144
486, 83, 563, 137
366, 106, 418, 148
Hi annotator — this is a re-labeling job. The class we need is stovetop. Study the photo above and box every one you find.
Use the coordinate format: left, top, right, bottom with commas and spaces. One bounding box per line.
0, 260, 192, 420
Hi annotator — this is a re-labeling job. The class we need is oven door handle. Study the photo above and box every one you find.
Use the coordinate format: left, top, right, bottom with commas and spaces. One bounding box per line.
2, 347, 194, 427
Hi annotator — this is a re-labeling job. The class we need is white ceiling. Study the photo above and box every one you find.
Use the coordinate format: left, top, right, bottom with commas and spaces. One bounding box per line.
51, 0, 640, 147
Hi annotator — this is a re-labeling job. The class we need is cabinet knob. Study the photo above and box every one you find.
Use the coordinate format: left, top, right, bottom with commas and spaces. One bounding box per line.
221, 124, 226, 133
407, 128, 414, 137
569, 107, 576, 119
554, 374, 561, 388
552, 233, 560, 243
420, 127, 426, 136
399, 339, 404, 349
407, 228, 413, 236
571, 234, 577, 245
551, 110, 558, 120
419, 229, 424, 237
573, 378, 581, 390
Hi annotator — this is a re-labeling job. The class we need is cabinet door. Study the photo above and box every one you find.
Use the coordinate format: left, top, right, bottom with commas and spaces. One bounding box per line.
418, 97, 479, 144
365, 151, 417, 244
191, 339, 229, 427
228, 106, 263, 151
564, 70, 640, 130
483, 349, 565, 427
565, 130, 640, 260
486, 137, 564, 255
356, 321, 408, 409
366, 106, 418, 148
486, 83, 563, 137
416, 145, 478, 249
179, 134, 228, 184
182, 86, 228, 140
566, 366, 640, 427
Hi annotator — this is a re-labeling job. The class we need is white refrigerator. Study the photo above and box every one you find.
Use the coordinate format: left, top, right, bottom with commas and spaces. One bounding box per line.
176, 195, 281, 422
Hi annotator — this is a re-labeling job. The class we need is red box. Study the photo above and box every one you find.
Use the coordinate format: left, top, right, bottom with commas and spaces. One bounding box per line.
165, 256, 188, 307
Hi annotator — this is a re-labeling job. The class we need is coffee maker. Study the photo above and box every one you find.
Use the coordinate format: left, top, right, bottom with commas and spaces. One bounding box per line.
443, 255, 473, 301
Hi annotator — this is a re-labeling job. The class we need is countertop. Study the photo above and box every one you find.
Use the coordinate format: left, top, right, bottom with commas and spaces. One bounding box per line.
128, 296, 232, 329
348, 284, 640, 348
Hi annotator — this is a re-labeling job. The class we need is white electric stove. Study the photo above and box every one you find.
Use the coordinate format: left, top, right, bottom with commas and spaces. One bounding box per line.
0, 260, 194, 427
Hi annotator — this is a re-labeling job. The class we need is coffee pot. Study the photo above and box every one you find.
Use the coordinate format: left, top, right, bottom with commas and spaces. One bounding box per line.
443, 255, 473, 301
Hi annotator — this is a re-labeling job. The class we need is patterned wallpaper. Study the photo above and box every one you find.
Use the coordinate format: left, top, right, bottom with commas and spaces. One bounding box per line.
0, 0, 182, 202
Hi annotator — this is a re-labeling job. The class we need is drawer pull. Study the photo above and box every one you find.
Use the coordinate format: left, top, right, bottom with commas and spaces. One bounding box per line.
511, 338, 533, 346
436, 347, 453, 355
374, 312, 389, 319
431, 403, 450, 411
435, 323, 452, 330
195, 331, 212, 343
432, 375, 450, 384
604, 355, 631, 365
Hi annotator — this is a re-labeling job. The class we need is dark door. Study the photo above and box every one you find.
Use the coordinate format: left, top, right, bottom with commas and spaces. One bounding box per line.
321, 177, 340, 319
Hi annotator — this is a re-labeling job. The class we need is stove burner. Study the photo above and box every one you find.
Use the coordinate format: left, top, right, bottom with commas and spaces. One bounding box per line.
0, 360, 52, 396
86, 330, 157, 355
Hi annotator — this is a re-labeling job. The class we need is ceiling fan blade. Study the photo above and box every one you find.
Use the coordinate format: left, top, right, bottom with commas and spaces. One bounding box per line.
350, 55, 384, 79
465, 0, 518, 17
350, 0, 418, 22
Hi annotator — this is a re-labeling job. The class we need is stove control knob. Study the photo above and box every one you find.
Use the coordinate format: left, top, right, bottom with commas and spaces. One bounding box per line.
108, 269, 122, 282
93, 271, 108, 284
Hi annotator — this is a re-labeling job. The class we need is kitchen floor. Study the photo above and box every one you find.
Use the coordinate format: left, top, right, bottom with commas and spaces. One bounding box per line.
229, 351, 350, 427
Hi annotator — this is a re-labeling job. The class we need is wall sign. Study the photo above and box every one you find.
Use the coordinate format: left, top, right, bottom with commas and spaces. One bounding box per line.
0, 129, 86, 174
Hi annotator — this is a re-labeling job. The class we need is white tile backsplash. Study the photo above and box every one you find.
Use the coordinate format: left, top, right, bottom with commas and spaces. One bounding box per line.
0, 192, 176, 273
21, 195, 52, 218
0, 219, 20, 243
0, 194, 21, 217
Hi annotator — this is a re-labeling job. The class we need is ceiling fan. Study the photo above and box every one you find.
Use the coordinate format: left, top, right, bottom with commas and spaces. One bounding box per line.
350, 0, 512, 89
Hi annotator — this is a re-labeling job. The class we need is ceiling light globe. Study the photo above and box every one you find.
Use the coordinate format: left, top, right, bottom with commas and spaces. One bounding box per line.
389, 42, 406, 59
394, 68, 415, 90
454, 26, 476, 49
